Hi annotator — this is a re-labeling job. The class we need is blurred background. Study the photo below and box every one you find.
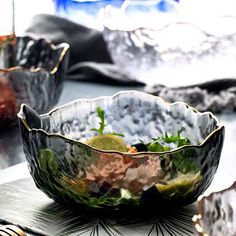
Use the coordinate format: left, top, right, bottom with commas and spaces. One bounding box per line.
16, 0, 236, 87
1, 0, 236, 178
14, 0, 54, 34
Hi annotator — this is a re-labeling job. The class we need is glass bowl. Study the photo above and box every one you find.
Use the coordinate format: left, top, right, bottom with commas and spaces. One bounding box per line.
17, 91, 224, 209
0, 35, 70, 129
102, 0, 236, 87
193, 181, 236, 235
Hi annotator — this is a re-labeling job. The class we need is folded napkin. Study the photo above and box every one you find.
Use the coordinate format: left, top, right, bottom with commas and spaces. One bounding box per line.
26, 14, 236, 113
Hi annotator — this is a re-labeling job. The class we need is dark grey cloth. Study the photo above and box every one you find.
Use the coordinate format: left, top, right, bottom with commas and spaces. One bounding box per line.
26, 14, 143, 85
27, 14, 112, 65
26, 14, 236, 113
145, 79, 236, 113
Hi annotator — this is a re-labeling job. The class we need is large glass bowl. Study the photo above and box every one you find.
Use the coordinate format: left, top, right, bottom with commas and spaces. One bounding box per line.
102, 0, 236, 87
193, 181, 236, 235
0, 35, 70, 129
17, 91, 224, 209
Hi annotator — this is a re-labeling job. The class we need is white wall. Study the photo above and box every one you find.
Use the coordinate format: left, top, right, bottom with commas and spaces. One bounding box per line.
14, 0, 55, 34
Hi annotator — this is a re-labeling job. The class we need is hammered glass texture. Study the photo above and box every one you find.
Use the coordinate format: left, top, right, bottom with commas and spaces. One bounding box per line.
18, 91, 224, 209
195, 181, 236, 236
41, 92, 218, 145
1, 35, 70, 113
103, 18, 236, 87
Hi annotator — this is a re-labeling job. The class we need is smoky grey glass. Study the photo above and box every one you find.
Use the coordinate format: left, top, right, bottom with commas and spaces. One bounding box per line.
17, 91, 224, 209
0, 35, 70, 128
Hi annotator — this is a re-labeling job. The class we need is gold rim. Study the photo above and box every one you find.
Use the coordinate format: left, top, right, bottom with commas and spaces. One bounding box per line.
192, 214, 208, 236
0, 35, 70, 75
17, 90, 224, 156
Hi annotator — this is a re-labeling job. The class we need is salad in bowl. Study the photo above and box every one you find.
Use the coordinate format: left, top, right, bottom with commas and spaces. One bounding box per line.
17, 91, 224, 209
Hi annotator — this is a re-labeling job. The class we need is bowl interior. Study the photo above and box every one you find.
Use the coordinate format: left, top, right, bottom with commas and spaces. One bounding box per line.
27, 91, 218, 146
15, 36, 63, 71
1, 35, 63, 71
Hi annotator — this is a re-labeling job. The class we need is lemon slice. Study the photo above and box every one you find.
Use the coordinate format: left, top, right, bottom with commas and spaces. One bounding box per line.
85, 134, 127, 152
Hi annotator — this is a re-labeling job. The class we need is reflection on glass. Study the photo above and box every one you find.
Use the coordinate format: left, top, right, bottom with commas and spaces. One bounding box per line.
103, 0, 236, 86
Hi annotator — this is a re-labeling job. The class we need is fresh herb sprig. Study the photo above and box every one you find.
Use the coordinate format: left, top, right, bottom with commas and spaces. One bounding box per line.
91, 106, 124, 137
91, 107, 106, 135
145, 132, 199, 175
146, 131, 190, 152
162, 131, 191, 147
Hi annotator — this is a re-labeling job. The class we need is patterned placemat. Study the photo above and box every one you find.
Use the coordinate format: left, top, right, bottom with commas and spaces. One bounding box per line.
0, 177, 197, 236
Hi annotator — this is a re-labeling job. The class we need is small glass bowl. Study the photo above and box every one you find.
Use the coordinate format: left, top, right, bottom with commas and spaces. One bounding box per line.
17, 91, 224, 209
193, 181, 236, 235
0, 35, 70, 129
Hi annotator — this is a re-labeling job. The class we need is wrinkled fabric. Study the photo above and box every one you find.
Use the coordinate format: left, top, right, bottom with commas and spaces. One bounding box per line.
26, 14, 236, 113
26, 14, 143, 85
145, 79, 236, 113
